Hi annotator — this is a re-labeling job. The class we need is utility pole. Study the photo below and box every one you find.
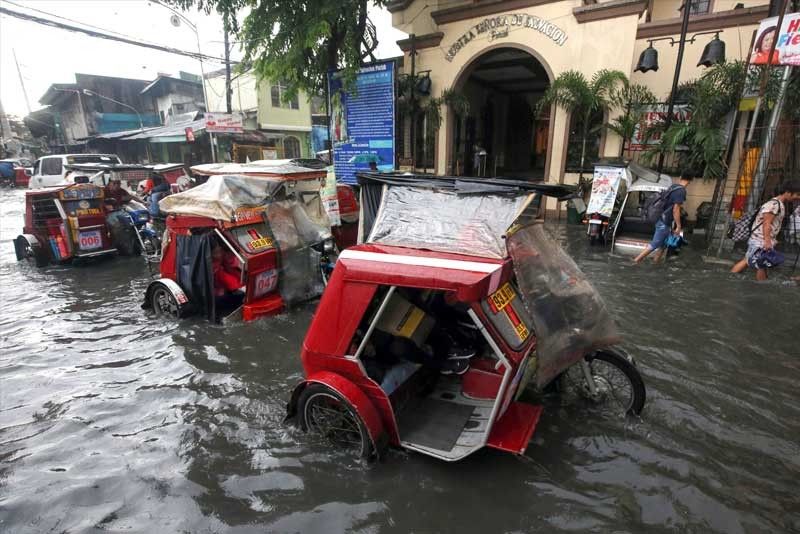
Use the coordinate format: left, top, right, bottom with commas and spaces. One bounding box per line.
409, 34, 416, 170
656, 0, 692, 176
0, 97, 11, 156
224, 16, 233, 114
13, 49, 31, 114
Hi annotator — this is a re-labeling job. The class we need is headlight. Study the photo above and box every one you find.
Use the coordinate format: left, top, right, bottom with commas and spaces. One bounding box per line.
323, 239, 334, 253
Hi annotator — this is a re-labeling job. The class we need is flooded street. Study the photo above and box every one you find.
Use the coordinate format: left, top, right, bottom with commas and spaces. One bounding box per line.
1, 187, 798, 533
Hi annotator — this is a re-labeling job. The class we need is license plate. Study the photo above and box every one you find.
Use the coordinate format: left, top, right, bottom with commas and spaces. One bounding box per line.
78, 230, 102, 251
248, 237, 273, 251
488, 282, 516, 313
253, 269, 278, 298
588, 219, 603, 225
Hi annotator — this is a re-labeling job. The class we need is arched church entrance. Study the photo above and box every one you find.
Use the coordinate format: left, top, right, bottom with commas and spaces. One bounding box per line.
449, 46, 552, 180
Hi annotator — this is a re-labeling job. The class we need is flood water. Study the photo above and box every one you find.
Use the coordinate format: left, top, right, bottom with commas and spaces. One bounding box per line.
1, 187, 798, 533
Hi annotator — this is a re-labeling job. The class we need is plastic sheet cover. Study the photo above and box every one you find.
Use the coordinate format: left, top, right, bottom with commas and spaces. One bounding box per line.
160, 175, 282, 221
367, 186, 531, 259
507, 224, 621, 388
266, 200, 329, 305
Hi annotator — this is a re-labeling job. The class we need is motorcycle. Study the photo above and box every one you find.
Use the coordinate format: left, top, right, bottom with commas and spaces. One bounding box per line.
125, 200, 161, 258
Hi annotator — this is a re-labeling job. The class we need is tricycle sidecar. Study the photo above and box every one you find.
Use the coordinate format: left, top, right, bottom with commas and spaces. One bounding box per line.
143, 170, 334, 322
15, 183, 117, 267
287, 174, 645, 462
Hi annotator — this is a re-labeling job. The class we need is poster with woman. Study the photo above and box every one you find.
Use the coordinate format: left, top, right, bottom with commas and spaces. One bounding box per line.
750, 13, 800, 66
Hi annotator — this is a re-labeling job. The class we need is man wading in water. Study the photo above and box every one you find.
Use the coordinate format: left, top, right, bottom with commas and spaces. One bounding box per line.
634, 171, 694, 264
731, 180, 800, 281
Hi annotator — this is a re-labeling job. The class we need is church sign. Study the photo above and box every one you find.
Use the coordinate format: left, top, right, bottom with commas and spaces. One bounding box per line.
444, 13, 568, 62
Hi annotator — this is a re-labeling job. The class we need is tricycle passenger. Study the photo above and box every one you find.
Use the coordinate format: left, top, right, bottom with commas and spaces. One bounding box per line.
104, 179, 142, 255
140, 173, 171, 218
212, 242, 244, 310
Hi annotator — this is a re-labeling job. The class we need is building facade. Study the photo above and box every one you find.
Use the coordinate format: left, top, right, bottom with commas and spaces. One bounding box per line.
204, 71, 313, 161
141, 72, 205, 125
388, 0, 772, 216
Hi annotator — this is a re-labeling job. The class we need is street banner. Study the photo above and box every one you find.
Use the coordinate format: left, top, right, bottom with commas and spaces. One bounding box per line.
586, 166, 625, 217
328, 61, 396, 185
628, 104, 691, 151
750, 13, 800, 66
205, 113, 244, 133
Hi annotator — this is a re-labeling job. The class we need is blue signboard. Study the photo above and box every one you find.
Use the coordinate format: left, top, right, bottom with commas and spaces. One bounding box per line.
328, 61, 396, 185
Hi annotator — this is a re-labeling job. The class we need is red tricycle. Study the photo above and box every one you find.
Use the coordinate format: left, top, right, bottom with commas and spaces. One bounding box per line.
286, 173, 646, 461
142, 168, 335, 322
14, 183, 117, 266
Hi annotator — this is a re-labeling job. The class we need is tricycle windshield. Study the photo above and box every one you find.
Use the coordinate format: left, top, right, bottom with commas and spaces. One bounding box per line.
506, 224, 620, 388
367, 186, 532, 259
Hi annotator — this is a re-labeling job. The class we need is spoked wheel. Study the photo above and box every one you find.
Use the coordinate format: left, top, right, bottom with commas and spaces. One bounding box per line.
150, 285, 180, 318
14, 236, 49, 267
562, 349, 646, 415
298, 384, 373, 459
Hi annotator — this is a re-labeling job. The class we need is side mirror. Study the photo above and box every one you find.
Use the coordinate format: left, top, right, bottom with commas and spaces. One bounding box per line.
24, 169, 32, 177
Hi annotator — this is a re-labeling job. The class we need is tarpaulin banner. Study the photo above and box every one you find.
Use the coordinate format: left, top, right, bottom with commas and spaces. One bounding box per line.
586, 166, 625, 217
750, 13, 800, 66
328, 61, 396, 184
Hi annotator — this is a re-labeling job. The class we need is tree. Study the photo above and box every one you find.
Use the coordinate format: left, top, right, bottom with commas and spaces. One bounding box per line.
536, 69, 628, 182
167, 0, 385, 100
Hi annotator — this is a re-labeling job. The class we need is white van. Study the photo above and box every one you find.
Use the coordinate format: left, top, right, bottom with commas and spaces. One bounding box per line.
29, 154, 122, 189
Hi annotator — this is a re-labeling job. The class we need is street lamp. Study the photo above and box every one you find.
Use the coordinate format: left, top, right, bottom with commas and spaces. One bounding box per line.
82, 89, 145, 132
634, 0, 727, 175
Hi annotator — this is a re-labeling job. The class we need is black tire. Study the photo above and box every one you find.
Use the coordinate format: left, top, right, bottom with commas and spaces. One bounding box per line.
298, 383, 373, 459
14, 236, 49, 267
587, 349, 646, 415
562, 349, 646, 415
110, 224, 137, 256
150, 285, 182, 318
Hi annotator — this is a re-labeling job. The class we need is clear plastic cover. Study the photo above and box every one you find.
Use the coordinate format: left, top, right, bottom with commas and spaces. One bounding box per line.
159, 175, 282, 220
507, 224, 621, 388
367, 186, 531, 259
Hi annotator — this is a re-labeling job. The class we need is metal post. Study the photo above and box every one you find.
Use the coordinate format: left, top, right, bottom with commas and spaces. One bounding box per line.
656, 0, 693, 176
223, 18, 232, 114
12, 48, 31, 114
409, 34, 416, 170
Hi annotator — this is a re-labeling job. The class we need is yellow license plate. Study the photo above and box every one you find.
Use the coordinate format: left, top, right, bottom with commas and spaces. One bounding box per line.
489, 282, 515, 312
248, 237, 273, 250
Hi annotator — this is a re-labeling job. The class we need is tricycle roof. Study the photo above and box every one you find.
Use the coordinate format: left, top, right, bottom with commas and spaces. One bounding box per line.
337, 244, 511, 302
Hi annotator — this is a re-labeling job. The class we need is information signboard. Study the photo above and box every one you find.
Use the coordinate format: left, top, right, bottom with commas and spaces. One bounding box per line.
328, 61, 396, 184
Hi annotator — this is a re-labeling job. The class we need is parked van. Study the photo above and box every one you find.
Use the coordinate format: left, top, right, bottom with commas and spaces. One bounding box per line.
28, 154, 122, 189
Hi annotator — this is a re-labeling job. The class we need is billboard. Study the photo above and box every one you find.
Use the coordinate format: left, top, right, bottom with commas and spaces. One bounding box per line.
205, 113, 244, 133
750, 13, 800, 66
328, 61, 396, 185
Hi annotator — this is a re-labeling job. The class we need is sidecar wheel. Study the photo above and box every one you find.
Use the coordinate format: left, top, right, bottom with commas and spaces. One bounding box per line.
151, 285, 182, 318
298, 384, 373, 459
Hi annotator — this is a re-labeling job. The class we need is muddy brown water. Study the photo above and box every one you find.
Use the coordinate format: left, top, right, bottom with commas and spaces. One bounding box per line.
1, 188, 798, 533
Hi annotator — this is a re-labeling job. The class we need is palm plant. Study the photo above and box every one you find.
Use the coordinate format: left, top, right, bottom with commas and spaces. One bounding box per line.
606, 82, 657, 156
536, 69, 628, 182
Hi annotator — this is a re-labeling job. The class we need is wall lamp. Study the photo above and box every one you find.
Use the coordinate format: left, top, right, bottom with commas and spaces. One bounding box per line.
635, 31, 726, 72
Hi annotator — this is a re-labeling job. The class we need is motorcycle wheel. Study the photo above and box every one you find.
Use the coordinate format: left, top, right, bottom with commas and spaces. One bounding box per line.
14, 236, 49, 267
111, 224, 137, 256
298, 383, 373, 460
142, 235, 161, 257
562, 349, 646, 415
150, 286, 181, 318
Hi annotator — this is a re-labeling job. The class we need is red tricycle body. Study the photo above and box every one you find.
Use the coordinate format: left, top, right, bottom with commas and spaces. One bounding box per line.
14, 183, 117, 266
143, 170, 334, 322
286, 173, 643, 462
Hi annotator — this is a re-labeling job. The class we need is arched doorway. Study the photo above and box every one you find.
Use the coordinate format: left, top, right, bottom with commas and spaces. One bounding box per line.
449, 47, 551, 180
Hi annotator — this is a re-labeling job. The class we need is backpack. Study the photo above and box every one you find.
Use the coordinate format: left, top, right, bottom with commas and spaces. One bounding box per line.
727, 199, 781, 243
644, 184, 681, 224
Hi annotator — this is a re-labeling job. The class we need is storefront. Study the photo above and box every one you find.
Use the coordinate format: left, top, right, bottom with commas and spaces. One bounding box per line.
389, 0, 770, 216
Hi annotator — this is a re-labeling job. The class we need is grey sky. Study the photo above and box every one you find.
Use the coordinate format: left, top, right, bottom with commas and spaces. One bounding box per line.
0, 0, 406, 116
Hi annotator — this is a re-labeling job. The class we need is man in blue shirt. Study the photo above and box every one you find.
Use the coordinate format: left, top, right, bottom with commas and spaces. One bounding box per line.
634, 170, 694, 264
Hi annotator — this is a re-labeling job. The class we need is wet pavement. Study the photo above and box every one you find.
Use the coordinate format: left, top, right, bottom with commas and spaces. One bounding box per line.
1, 187, 798, 533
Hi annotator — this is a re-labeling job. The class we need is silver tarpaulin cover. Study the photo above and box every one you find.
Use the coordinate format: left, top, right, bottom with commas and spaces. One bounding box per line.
367, 186, 530, 259
507, 224, 621, 388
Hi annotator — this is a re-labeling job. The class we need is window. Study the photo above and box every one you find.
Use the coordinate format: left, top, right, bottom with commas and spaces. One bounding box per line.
283, 136, 301, 159
565, 109, 603, 173
41, 158, 63, 176
688, 0, 711, 15
271, 81, 299, 109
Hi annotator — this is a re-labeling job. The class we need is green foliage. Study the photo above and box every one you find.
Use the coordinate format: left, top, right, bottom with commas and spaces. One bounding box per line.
166, 0, 387, 100
536, 69, 628, 176
440, 88, 470, 118
605, 82, 657, 154
644, 60, 766, 180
